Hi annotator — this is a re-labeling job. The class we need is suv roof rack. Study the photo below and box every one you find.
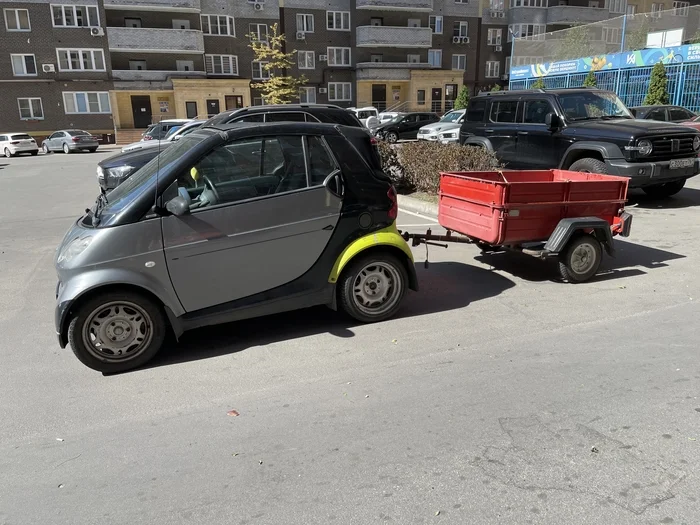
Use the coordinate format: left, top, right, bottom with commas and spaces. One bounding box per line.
477, 86, 603, 96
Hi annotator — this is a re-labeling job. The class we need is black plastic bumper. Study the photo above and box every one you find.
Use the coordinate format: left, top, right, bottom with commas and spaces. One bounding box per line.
606, 157, 700, 188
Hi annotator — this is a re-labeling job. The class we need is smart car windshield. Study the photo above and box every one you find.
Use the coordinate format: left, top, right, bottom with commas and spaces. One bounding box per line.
558, 92, 633, 121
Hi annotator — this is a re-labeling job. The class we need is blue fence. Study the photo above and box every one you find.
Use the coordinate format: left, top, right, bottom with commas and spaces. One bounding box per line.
510, 62, 700, 112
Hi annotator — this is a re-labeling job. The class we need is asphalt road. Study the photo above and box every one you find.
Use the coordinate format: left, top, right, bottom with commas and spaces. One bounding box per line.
1, 150, 700, 525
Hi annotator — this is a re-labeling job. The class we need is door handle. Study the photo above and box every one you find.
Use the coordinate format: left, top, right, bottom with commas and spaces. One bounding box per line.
517, 131, 529, 135
484, 129, 494, 133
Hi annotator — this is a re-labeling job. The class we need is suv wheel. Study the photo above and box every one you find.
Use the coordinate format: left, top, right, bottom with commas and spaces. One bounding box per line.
568, 158, 610, 175
642, 179, 686, 199
385, 131, 399, 143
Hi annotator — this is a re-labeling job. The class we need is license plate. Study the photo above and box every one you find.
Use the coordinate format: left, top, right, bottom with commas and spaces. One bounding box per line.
670, 158, 694, 169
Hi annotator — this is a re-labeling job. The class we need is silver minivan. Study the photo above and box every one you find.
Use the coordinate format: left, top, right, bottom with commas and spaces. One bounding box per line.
55, 122, 417, 373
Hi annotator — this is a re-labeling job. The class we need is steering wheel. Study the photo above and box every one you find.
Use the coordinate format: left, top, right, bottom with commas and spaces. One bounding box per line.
202, 175, 222, 204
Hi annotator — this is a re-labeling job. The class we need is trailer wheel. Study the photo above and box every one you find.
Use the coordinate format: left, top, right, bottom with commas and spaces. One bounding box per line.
559, 234, 602, 283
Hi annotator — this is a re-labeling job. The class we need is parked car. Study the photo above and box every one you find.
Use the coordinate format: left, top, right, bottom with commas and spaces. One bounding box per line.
417, 109, 466, 141
349, 106, 379, 128
681, 115, 700, 131
377, 112, 400, 125
373, 112, 441, 143
141, 119, 192, 141
629, 105, 697, 123
55, 121, 416, 373
121, 120, 204, 153
460, 88, 700, 198
42, 129, 99, 154
98, 104, 365, 191
0, 133, 38, 157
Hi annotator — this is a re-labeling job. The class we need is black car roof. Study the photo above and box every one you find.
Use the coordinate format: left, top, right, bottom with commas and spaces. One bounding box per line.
476, 87, 609, 98
205, 121, 352, 137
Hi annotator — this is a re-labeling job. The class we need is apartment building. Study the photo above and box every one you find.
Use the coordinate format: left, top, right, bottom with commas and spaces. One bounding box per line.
0, 0, 114, 140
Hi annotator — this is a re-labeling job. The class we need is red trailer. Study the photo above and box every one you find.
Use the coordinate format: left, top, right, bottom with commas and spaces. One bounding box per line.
401, 169, 633, 282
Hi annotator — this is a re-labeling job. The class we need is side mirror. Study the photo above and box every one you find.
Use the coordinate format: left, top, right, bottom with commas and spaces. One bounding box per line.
165, 195, 190, 216
172, 134, 181, 141
545, 113, 561, 131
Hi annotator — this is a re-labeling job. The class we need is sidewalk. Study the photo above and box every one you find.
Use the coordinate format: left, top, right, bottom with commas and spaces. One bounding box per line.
397, 194, 438, 217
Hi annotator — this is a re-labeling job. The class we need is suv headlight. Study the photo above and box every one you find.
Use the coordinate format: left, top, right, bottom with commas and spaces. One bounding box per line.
693, 136, 700, 151
107, 165, 134, 180
637, 139, 653, 156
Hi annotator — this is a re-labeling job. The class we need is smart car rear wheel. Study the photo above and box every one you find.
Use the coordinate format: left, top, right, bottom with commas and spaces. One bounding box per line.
67, 291, 166, 373
339, 253, 408, 323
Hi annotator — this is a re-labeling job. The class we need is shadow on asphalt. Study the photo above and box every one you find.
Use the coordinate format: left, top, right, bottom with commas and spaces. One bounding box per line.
0, 164, 8, 170
474, 238, 685, 283
628, 187, 700, 210
147, 261, 515, 369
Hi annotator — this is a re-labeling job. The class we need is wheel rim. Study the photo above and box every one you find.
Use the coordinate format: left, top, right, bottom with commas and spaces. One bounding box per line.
81, 301, 154, 362
63, 145, 69, 153
352, 261, 403, 316
4, 149, 10, 157
570, 243, 597, 275
43, 145, 49, 153
388, 133, 398, 143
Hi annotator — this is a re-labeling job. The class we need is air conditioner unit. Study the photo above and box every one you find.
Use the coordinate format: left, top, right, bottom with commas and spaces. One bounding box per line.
452, 36, 461, 44
254, 2, 264, 10
296, 31, 305, 40
90, 26, 104, 36
461, 36, 470, 43
319, 87, 328, 94
497, 11, 505, 17
489, 10, 500, 16
319, 54, 327, 62
42, 63, 55, 73
495, 45, 502, 51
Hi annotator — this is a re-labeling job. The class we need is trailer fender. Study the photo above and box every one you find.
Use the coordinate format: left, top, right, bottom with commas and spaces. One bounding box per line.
560, 142, 625, 169
463, 136, 493, 151
544, 217, 615, 256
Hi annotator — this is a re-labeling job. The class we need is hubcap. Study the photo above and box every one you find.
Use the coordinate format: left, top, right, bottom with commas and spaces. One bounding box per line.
352, 262, 402, 316
570, 244, 596, 275
82, 301, 153, 362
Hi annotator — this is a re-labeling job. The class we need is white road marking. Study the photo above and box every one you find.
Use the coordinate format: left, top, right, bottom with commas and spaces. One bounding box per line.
399, 209, 438, 222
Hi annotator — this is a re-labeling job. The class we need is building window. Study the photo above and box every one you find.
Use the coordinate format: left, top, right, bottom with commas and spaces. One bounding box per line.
626, 4, 636, 13
328, 82, 351, 101
298, 50, 315, 69
56, 49, 105, 71
505, 56, 511, 74
176, 60, 194, 72
455, 0, 469, 3
4, 9, 30, 31
296, 13, 314, 33
327, 47, 351, 66
63, 92, 111, 114
51, 5, 99, 27
205, 54, 238, 75
428, 49, 442, 67
249, 23, 268, 42
453, 21, 469, 37
608, 0, 626, 13
508, 24, 546, 41
673, 1, 689, 15
602, 27, 621, 44
18, 98, 43, 120
201, 14, 235, 36
509, 0, 545, 6
252, 61, 270, 79
327, 11, 350, 31
407, 54, 420, 63
300, 86, 316, 103
429, 15, 443, 34
11, 54, 37, 76
588, 0, 599, 5
486, 61, 500, 78
651, 3, 663, 16
488, 28, 502, 45
513, 56, 544, 65
417, 90, 426, 105
490, 0, 505, 9
452, 54, 466, 70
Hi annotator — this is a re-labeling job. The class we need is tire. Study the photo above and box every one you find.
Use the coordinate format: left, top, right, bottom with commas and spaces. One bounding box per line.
386, 131, 399, 144
31, 151, 38, 156
88, 148, 98, 153
4, 148, 13, 158
558, 234, 603, 283
67, 291, 167, 373
42, 144, 51, 154
63, 143, 70, 154
338, 252, 408, 323
642, 179, 686, 199
568, 157, 610, 174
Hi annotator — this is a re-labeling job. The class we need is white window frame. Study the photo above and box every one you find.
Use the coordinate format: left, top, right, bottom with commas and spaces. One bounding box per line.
326, 10, 350, 31
298, 50, 315, 69
249, 23, 268, 42
252, 61, 270, 80
490, 0, 505, 9
455, 0, 469, 4
454, 21, 469, 37
509, 0, 545, 6
651, 2, 663, 16
485, 60, 500, 78
513, 56, 544, 65
51, 4, 99, 28
4, 8, 31, 31
62, 91, 111, 114
327, 47, 351, 66
608, 0, 626, 13
429, 15, 443, 34
428, 49, 442, 67
508, 23, 546, 41
626, 4, 636, 14
18, 97, 43, 120
299, 86, 316, 103
11, 54, 37, 76
602, 26, 621, 44
200, 14, 235, 36
56, 48, 106, 72
673, 1, 689, 16
205, 54, 238, 75
488, 28, 502, 45
505, 56, 511, 74
452, 54, 466, 70
296, 13, 314, 33
328, 82, 351, 102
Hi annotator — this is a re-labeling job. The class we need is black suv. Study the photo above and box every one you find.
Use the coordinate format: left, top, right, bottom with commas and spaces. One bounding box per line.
460, 88, 700, 198
373, 112, 440, 143
97, 104, 364, 191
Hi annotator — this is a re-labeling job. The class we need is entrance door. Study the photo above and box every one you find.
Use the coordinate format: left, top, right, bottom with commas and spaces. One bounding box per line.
185, 101, 198, 119
445, 84, 457, 112
131, 95, 152, 128
225, 95, 243, 110
372, 84, 387, 112
206, 99, 220, 117
431, 88, 442, 113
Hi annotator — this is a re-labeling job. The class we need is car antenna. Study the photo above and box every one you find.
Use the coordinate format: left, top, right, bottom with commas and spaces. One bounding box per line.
154, 114, 162, 210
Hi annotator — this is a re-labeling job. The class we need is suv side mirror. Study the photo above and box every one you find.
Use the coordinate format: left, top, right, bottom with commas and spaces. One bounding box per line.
165, 195, 190, 216
545, 113, 561, 131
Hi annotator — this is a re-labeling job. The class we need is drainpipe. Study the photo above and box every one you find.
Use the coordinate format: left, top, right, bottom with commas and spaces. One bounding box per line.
509, 28, 516, 90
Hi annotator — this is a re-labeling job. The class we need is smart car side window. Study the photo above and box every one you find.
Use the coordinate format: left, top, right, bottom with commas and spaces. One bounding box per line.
307, 136, 338, 186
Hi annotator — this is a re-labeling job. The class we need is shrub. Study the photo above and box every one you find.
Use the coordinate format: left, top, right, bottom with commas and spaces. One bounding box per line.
583, 69, 597, 87
454, 86, 470, 110
644, 61, 669, 105
532, 77, 546, 89
378, 141, 501, 194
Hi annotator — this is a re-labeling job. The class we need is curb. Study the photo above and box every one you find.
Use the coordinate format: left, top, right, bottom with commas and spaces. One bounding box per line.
397, 194, 438, 217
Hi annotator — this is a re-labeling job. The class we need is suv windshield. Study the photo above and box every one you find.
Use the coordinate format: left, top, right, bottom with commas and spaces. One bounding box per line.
558, 92, 633, 121
440, 111, 463, 123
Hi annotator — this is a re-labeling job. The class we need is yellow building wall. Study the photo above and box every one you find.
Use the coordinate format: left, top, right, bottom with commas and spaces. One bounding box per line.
111, 90, 175, 129
356, 80, 410, 109
171, 79, 252, 119
410, 70, 464, 112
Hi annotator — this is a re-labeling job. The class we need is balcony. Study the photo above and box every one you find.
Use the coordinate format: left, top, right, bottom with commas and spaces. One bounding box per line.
104, 0, 200, 10
356, 0, 433, 10
112, 70, 206, 81
107, 27, 204, 53
356, 61, 434, 80
356, 26, 433, 48
547, 6, 610, 25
